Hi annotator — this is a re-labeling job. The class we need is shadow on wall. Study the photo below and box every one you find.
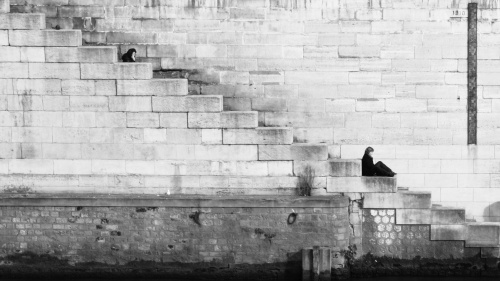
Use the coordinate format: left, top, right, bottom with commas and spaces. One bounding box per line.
484, 202, 500, 222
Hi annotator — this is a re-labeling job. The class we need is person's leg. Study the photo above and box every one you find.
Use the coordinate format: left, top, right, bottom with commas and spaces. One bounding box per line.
374, 162, 394, 177
376, 161, 394, 173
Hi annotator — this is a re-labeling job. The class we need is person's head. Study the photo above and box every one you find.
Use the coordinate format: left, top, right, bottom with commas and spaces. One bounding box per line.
364, 146, 374, 157
127, 48, 136, 61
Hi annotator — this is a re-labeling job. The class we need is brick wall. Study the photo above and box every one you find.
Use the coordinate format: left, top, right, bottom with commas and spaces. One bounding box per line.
0, 195, 350, 269
5, 0, 500, 222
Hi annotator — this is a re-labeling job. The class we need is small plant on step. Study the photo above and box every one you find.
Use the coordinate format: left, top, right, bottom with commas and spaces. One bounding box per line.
340, 244, 357, 268
297, 165, 315, 196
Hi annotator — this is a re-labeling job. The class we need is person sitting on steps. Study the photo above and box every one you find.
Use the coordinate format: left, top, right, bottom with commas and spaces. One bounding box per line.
122, 48, 136, 62
362, 147, 396, 177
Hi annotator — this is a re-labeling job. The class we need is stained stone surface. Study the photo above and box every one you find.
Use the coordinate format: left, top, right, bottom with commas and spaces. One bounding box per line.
362, 209, 464, 259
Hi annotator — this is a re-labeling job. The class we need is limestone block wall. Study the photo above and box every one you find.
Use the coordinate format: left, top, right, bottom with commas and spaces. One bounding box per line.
5, 0, 500, 222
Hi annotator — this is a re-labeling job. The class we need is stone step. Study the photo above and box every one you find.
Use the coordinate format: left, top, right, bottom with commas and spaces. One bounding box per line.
45, 46, 117, 63
223, 128, 294, 145
431, 225, 467, 241
117, 79, 188, 96
329, 159, 361, 177
2, 160, 293, 177
1, 0, 9, 13
466, 223, 500, 247
396, 207, 466, 225
28, 185, 298, 196
481, 247, 500, 258
188, 112, 258, 128
81, 63, 152, 80
0, 13, 44, 29
152, 95, 222, 112
258, 144, 328, 161
364, 191, 432, 209
9, 30, 82, 47
326, 176, 397, 193
0, 174, 300, 192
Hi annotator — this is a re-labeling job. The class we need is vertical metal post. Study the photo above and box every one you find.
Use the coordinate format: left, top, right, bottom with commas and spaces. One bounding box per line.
468, 3, 478, 145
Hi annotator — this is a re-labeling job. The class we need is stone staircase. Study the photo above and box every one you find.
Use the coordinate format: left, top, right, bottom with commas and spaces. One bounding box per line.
1, 0, 499, 260
0, 1, 329, 195
327, 157, 500, 258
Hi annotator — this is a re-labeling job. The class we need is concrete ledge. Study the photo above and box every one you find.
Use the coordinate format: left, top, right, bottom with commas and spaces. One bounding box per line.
0, 194, 349, 208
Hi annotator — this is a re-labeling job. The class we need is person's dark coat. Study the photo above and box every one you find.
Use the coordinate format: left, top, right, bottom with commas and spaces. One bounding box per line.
122, 48, 136, 62
362, 154, 376, 176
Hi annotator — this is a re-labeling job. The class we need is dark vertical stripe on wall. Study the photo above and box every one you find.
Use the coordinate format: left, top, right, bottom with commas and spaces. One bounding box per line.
468, 3, 478, 145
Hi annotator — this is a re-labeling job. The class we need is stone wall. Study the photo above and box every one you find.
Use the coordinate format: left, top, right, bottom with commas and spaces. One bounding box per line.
0, 195, 350, 275
5, 0, 500, 222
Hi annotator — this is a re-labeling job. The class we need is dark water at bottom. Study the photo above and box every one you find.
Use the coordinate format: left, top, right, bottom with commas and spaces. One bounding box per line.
353, 277, 498, 281
2, 277, 500, 281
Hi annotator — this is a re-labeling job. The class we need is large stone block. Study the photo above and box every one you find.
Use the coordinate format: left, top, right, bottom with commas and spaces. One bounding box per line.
396, 207, 466, 225
431, 225, 467, 240
0, 63, 28, 78
81, 63, 152, 80
8, 159, 53, 174
258, 144, 328, 161
45, 46, 117, 63
396, 209, 431, 224
0, 0, 9, 13
29, 63, 81, 79
152, 96, 222, 112
70, 96, 108, 112
466, 223, 500, 247
9, 30, 81, 46
126, 112, 159, 128
327, 176, 397, 193
0, 13, 45, 29
109, 96, 152, 112
329, 159, 361, 177
117, 79, 188, 96
223, 128, 293, 144
431, 207, 466, 224
0, 47, 20, 62
364, 191, 432, 209
188, 112, 258, 128
54, 160, 92, 175
194, 145, 258, 161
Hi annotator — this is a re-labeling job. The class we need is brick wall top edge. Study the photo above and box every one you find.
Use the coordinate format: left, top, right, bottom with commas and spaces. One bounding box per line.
0, 194, 349, 208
